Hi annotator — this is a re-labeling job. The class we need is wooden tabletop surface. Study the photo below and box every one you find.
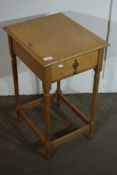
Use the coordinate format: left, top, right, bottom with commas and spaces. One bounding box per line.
4, 13, 108, 67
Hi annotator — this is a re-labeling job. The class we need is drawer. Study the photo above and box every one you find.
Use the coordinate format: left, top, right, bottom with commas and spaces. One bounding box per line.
51, 50, 98, 81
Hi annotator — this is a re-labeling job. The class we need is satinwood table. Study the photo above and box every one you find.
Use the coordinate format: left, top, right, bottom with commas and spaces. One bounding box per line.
4, 13, 108, 159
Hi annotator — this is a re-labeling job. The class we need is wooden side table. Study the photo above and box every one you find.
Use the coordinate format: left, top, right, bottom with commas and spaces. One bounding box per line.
4, 13, 108, 159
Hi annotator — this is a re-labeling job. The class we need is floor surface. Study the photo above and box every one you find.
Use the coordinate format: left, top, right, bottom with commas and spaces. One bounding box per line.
0, 94, 117, 175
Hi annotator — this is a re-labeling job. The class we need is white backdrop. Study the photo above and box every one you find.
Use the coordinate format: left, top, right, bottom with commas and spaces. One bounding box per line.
0, 0, 117, 95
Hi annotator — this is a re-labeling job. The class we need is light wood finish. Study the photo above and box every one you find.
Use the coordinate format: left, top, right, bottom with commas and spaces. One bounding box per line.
22, 97, 45, 110
52, 125, 89, 148
12, 40, 44, 80
19, 109, 46, 144
89, 49, 104, 138
59, 94, 90, 125
8, 36, 21, 122
4, 13, 108, 67
4, 13, 108, 159
51, 50, 98, 81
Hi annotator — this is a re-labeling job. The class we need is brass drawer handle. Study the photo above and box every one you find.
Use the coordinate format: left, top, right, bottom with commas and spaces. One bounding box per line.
72, 59, 79, 74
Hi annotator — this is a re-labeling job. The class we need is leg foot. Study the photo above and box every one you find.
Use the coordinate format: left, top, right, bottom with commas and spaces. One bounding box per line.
88, 122, 96, 139
45, 142, 52, 160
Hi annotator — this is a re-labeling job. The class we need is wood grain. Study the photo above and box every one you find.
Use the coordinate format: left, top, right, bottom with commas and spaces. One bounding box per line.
4, 13, 108, 67
51, 50, 98, 81
52, 125, 89, 148
4, 13, 108, 159
12, 40, 44, 80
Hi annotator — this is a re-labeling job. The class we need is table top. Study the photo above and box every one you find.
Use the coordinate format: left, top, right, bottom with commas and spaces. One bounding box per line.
4, 13, 108, 67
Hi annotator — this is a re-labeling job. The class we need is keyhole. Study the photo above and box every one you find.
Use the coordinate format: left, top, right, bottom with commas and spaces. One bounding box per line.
72, 59, 79, 74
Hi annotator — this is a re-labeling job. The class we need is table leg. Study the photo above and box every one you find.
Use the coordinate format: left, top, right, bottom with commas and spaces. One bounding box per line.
43, 82, 51, 159
11, 56, 21, 122
8, 36, 21, 122
89, 49, 104, 138
89, 68, 100, 138
55, 81, 62, 106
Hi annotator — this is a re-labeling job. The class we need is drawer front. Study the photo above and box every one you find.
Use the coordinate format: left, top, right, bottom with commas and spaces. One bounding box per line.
51, 50, 98, 81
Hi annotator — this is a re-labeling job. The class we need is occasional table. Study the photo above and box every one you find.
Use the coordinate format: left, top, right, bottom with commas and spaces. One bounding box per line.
4, 13, 108, 159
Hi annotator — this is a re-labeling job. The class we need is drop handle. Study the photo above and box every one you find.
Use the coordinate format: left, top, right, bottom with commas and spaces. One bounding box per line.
72, 59, 79, 74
